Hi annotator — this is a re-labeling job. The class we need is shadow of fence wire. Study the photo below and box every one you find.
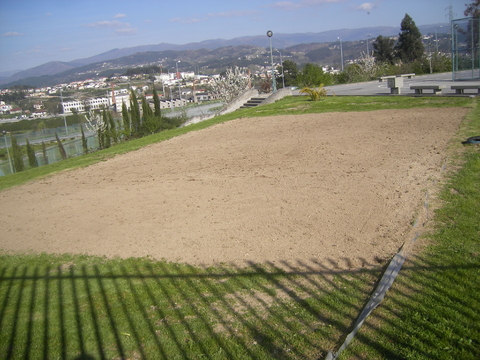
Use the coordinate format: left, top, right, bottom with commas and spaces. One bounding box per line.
0, 256, 379, 360
1, 255, 477, 359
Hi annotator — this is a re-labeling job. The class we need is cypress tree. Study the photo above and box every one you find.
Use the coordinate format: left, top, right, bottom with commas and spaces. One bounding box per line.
97, 127, 105, 149
102, 109, 111, 148
130, 89, 141, 136
81, 125, 88, 154
26, 139, 38, 168
141, 95, 162, 134
55, 133, 67, 160
107, 111, 118, 143
373, 35, 396, 64
41, 141, 48, 165
153, 87, 161, 117
141, 96, 153, 120
11, 135, 24, 172
395, 14, 424, 63
122, 102, 131, 139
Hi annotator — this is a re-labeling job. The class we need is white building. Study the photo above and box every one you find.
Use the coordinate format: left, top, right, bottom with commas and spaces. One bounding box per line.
0, 103, 12, 114
62, 92, 130, 114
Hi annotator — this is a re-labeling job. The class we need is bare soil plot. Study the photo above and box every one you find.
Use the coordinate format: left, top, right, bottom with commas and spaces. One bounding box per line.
0, 108, 468, 270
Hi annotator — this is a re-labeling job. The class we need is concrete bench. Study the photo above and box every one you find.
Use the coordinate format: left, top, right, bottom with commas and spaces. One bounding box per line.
379, 73, 415, 82
451, 85, 480, 94
379, 75, 396, 82
410, 85, 446, 95
387, 77, 403, 94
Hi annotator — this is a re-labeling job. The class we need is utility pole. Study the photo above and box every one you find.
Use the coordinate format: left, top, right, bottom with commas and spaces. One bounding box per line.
337, 37, 344, 71
176, 61, 182, 106
276, 49, 285, 88
59, 89, 68, 135
267, 30, 277, 93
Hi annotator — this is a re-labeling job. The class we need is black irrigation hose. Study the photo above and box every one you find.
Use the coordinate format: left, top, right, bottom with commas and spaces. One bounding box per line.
325, 184, 432, 359
462, 136, 480, 145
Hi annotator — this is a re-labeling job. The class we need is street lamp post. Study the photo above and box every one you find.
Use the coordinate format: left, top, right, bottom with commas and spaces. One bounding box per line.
59, 89, 68, 135
428, 42, 432, 74
2, 130, 14, 174
176, 61, 182, 106
435, 25, 442, 53
366, 34, 371, 56
337, 37, 344, 72
266, 30, 277, 93
276, 49, 285, 88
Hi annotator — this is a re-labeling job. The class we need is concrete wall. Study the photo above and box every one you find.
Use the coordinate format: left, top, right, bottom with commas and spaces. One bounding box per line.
183, 87, 296, 127
217, 88, 259, 115
260, 87, 293, 105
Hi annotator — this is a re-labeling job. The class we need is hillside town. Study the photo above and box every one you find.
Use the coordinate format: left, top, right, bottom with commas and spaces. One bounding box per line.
0, 24, 454, 123
0, 70, 233, 121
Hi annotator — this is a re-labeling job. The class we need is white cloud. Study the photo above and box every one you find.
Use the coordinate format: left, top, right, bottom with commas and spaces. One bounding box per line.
83, 20, 137, 36
14, 46, 42, 56
114, 13, 126, 18
207, 10, 257, 18
115, 28, 138, 36
169, 17, 201, 24
3, 31, 25, 37
170, 8, 257, 24
268, 1, 301, 10
356, 2, 376, 12
268, 0, 344, 10
84, 20, 129, 28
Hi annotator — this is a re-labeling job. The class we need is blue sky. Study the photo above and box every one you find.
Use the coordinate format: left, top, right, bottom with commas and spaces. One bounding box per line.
0, 0, 465, 73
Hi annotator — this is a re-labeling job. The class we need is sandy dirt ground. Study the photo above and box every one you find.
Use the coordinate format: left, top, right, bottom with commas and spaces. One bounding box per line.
0, 108, 468, 270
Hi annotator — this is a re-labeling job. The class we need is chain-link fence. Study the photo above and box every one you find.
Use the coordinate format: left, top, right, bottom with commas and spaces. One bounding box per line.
452, 17, 480, 81
0, 125, 99, 176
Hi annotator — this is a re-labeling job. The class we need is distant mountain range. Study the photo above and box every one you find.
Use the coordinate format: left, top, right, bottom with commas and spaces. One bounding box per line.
0, 23, 449, 88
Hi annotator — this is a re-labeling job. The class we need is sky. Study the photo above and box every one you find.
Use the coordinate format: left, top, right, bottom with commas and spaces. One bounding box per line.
0, 0, 466, 74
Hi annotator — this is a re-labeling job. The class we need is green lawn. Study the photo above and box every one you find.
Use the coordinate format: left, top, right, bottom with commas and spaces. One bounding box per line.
1, 95, 479, 359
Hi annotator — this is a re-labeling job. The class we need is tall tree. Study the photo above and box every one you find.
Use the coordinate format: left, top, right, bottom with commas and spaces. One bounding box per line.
141, 96, 153, 121
122, 102, 131, 138
81, 125, 88, 154
11, 135, 24, 172
102, 109, 111, 148
41, 141, 48, 165
296, 63, 332, 87
26, 139, 38, 168
153, 87, 161, 117
55, 133, 67, 160
129, 89, 141, 136
465, 0, 480, 17
107, 111, 118, 144
281, 60, 298, 87
395, 14, 424, 63
373, 35, 396, 64
141, 95, 162, 135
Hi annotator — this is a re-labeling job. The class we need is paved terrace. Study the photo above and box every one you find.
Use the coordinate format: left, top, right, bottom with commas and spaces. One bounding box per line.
292, 72, 480, 97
